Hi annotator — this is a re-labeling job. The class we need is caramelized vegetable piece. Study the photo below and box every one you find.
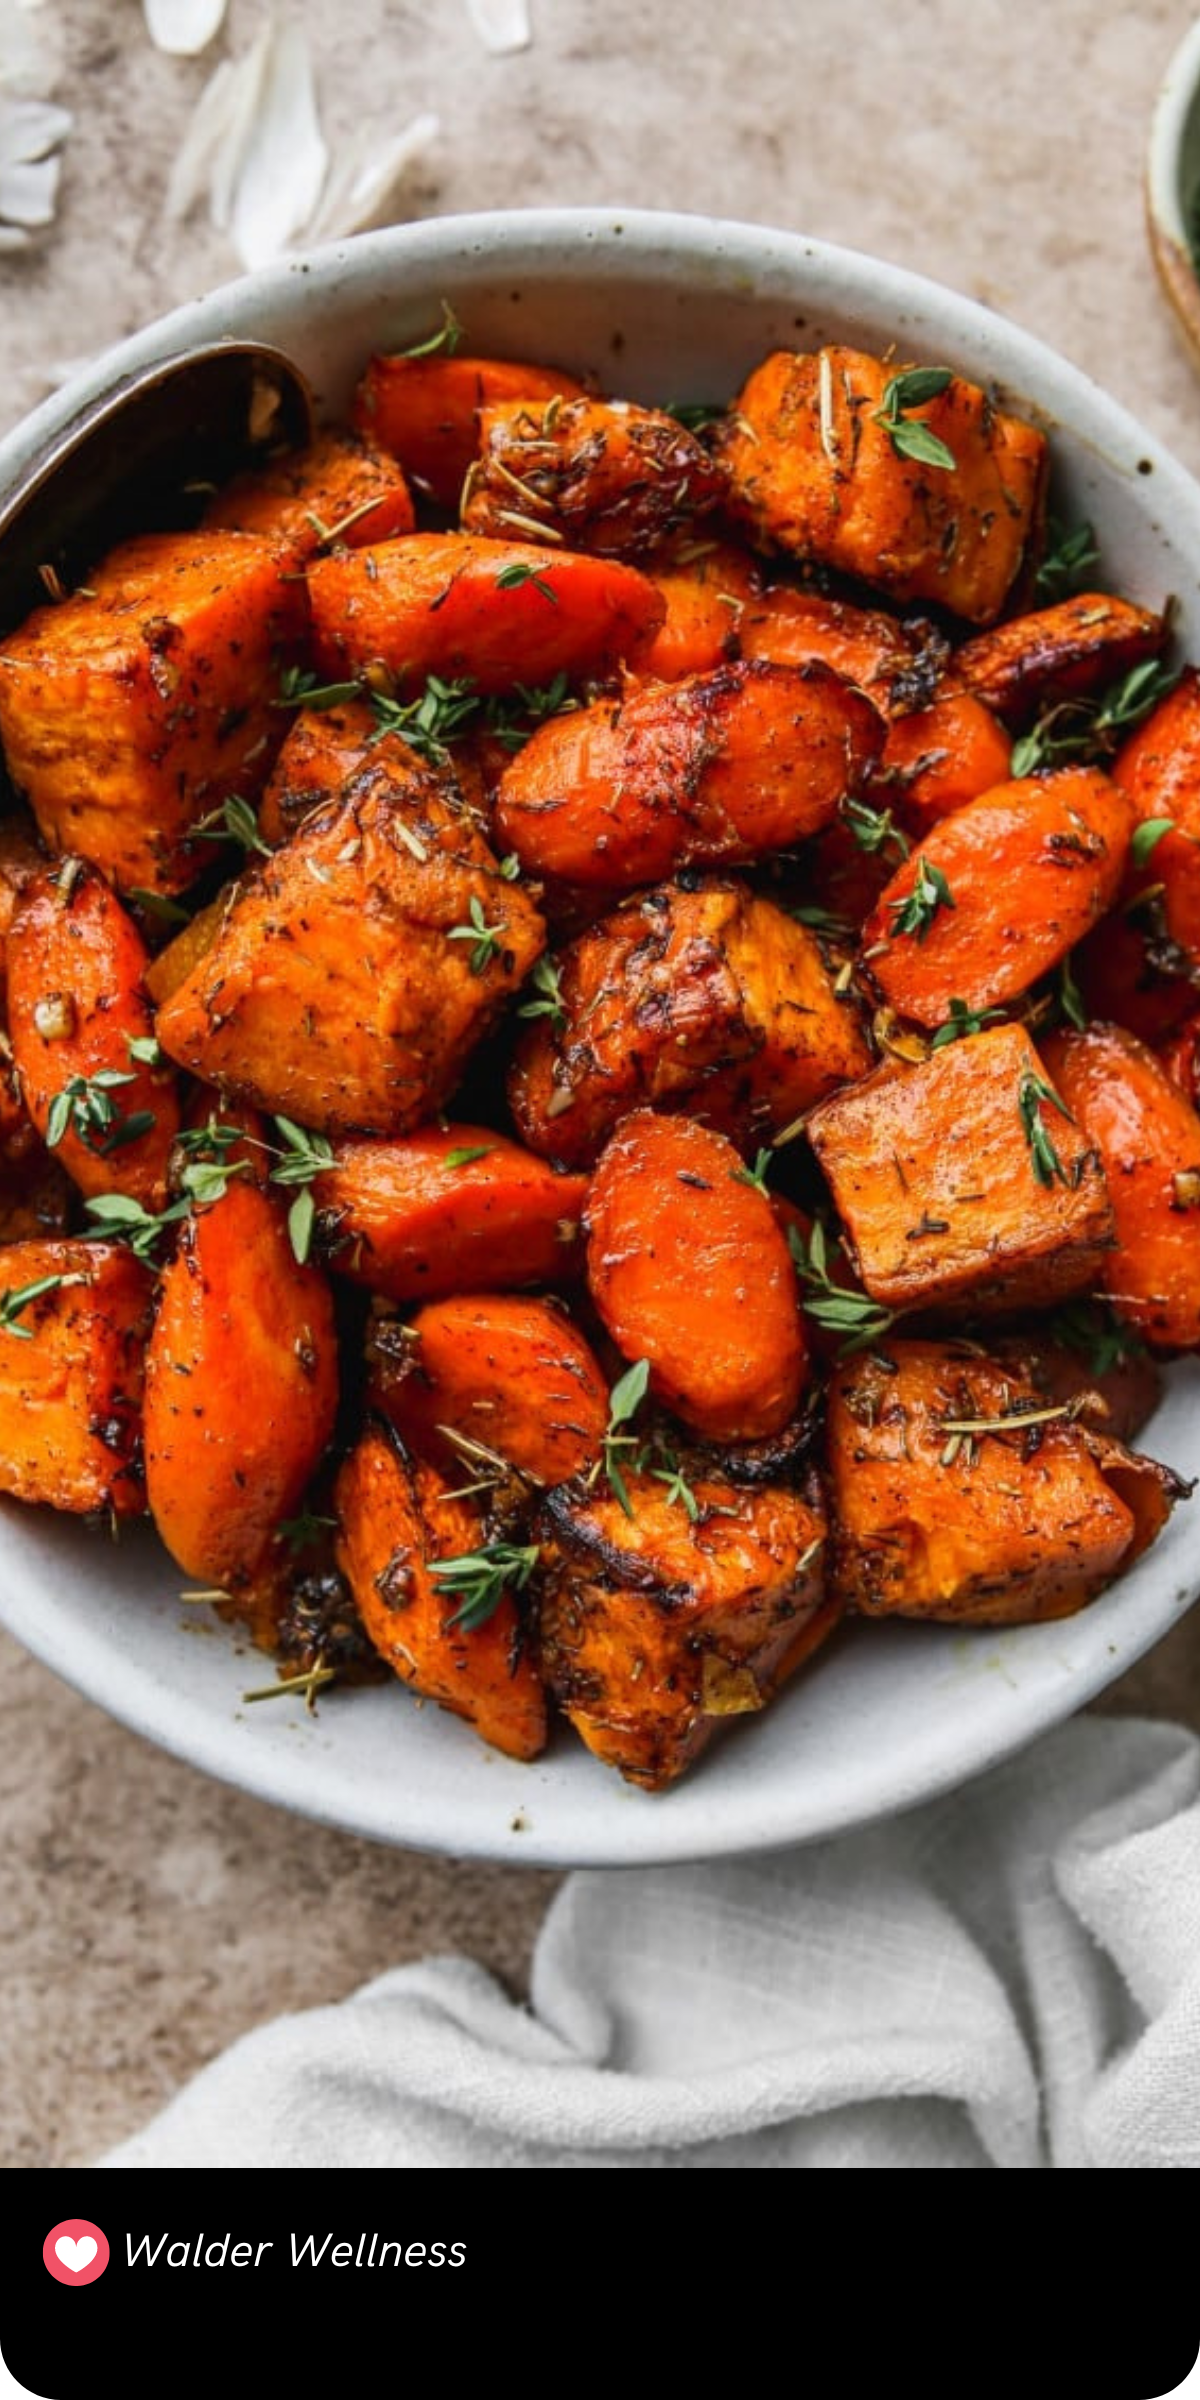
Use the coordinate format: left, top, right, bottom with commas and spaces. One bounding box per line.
312, 1124, 586, 1299
954, 593, 1164, 723
204, 429, 415, 566
463, 394, 725, 555
719, 347, 1046, 624
1111, 667, 1200, 966
538, 1468, 834, 1790
586, 1108, 807, 1439
1042, 1022, 1200, 1349
1072, 899, 1198, 1046
0, 812, 44, 1006
628, 534, 758, 680
0, 1238, 151, 1513
827, 1339, 1177, 1623
864, 766, 1133, 1025
807, 1024, 1115, 1313
879, 690, 1012, 825
369, 1292, 608, 1485
738, 587, 946, 714
257, 699, 435, 847
354, 352, 587, 511
494, 658, 883, 890
0, 531, 307, 895
156, 759, 545, 1138
508, 876, 870, 1167
307, 533, 664, 697
144, 1179, 339, 1588
0, 1062, 72, 1242
990, 1319, 1162, 1448
335, 1423, 546, 1760
7, 859, 181, 1207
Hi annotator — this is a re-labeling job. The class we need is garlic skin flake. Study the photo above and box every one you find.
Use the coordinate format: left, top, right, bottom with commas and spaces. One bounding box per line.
228, 19, 326, 271
465, 0, 532, 55
309, 112, 439, 243
143, 0, 228, 56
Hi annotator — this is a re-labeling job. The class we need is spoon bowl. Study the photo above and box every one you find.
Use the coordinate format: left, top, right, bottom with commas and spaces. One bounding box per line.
0, 340, 312, 633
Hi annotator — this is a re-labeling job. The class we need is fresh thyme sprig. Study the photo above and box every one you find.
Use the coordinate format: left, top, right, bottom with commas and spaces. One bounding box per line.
369, 673, 480, 765
1011, 658, 1179, 777
594, 1356, 651, 1518
83, 1191, 186, 1262
430, 1540, 540, 1632
1034, 518, 1101, 603
447, 894, 508, 975
494, 560, 559, 603
517, 955, 567, 1029
266, 1116, 336, 1264
888, 855, 955, 942
0, 1272, 78, 1337
1130, 817, 1177, 868
928, 997, 1004, 1048
1017, 1068, 1073, 1187
786, 1220, 900, 1357
45, 1069, 156, 1158
193, 795, 271, 858
734, 1147, 773, 1197
872, 367, 956, 472
1046, 1298, 1147, 1378
841, 794, 911, 864
401, 300, 463, 360
277, 664, 364, 711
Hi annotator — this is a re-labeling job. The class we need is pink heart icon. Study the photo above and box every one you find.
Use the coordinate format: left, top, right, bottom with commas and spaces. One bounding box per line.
54, 2236, 97, 2273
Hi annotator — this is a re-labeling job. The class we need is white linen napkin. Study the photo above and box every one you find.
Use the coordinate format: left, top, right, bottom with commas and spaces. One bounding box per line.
100, 1714, 1200, 2168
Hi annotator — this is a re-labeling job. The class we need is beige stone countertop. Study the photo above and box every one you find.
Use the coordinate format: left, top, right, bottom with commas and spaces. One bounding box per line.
4, 0, 1200, 2168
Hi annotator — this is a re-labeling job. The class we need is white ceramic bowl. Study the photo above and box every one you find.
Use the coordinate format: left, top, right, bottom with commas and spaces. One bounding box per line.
2, 208, 1199, 1868
1148, 17, 1200, 370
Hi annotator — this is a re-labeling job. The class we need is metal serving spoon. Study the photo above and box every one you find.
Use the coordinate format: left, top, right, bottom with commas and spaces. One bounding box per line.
0, 340, 314, 633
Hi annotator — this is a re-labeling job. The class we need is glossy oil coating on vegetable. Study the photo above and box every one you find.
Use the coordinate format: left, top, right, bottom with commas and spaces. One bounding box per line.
0, 309, 1194, 1795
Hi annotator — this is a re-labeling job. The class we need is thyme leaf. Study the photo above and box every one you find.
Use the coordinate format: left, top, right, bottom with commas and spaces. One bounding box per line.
430, 1540, 539, 1632
401, 300, 463, 360
888, 854, 955, 942
1017, 1068, 1073, 1187
872, 367, 955, 472
447, 894, 507, 975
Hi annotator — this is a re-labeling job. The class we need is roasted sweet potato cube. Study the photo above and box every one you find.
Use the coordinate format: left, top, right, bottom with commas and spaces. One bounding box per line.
354, 351, 587, 511
862, 766, 1133, 1026
0, 531, 307, 895
155, 759, 545, 1137
954, 593, 1165, 725
7, 859, 181, 1209
1042, 1022, 1200, 1349
368, 1293, 609, 1486
586, 1108, 808, 1440
0, 1237, 151, 1513
827, 1339, 1178, 1623
538, 1468, 834, 1789
335, 1423, 546, 1761
203, 428, 415, 566
143, 1178, 339, 1588
256, 699, 440, 847
312, 1124, 586, 1299
493, 658, 884, 891
307, 533, 664, 697
806, 1023, 1115, 1313
719, 347, 1046, 624
463, 394, 726, 555
508, 877, 871, 1168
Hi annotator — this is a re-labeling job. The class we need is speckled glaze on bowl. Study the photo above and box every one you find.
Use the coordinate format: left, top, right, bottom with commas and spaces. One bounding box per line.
1148, 17, 1200, 370
2, 208, 1199, 1868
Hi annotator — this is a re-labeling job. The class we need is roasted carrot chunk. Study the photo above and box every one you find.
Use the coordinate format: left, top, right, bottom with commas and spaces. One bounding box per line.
1042, 1022, 1200, 1349
954, 593, 1165, 723
538, 1468, 833, 1789
863, 766, 1134, 1026
463, 394, 725, 555
156, 759, 545, 1138
1111, 667, 1200, 966
827, 1339, 1176, 1623
311, 1124, 586, 1299
586, 1108, 808, 1440
369, 1293, 609, 1486
203, 428, 415, 566
0, 531, 307, 895
879, 690, 1012, 824
0, 1238, 151, 1514
719, 347, 1046, 624
307, 533, 664, 697
806, 1024, 1115, 1313
627, 534, 758, 680
508, 876, 870, 1167
335, 1423, 546, 1761
354, 352, 587, 511
7, 859, 181, 1208
737, 586, 946, 714
144, 1179, 339, 1588
494, 658, 883, 891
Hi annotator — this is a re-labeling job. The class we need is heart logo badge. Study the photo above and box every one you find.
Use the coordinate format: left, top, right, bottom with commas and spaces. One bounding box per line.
43, 2219, 110, 2284
55, 2236, 98, 2273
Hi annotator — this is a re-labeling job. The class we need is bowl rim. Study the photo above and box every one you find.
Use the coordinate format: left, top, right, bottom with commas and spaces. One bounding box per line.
3, 205, 1200, 1868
